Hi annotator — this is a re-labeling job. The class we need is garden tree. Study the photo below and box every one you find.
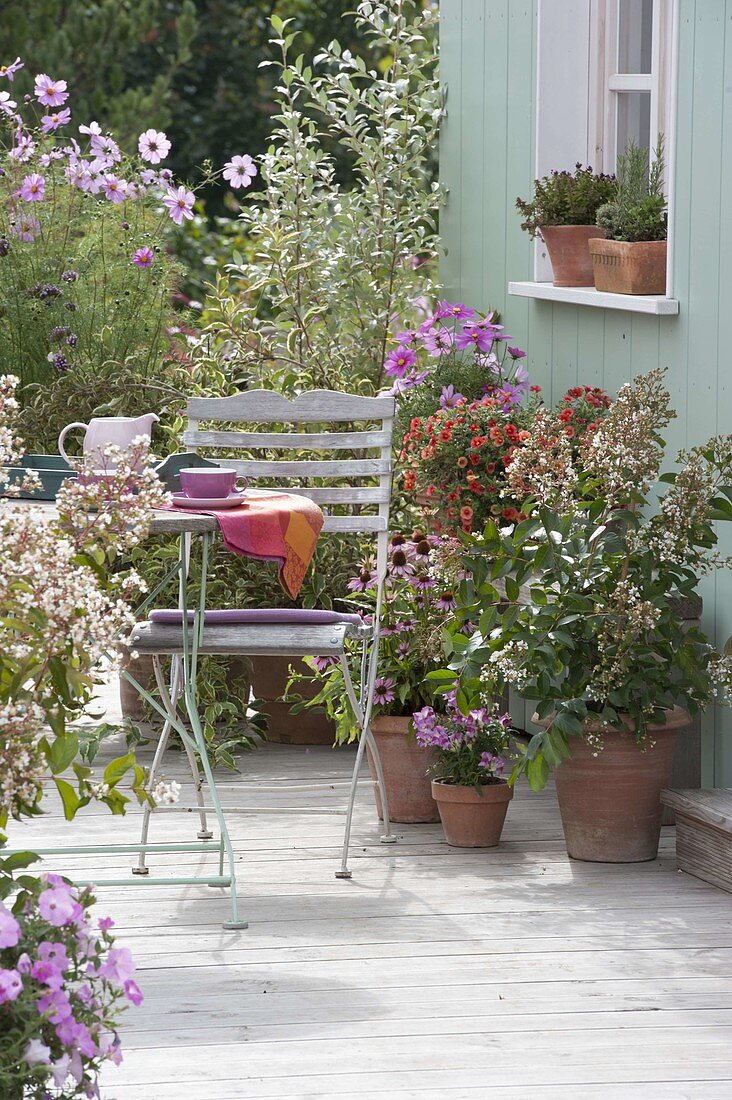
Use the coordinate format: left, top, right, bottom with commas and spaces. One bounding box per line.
0, 0, 198, 146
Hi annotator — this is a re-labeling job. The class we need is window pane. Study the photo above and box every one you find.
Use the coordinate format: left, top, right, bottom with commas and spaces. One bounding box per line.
618, 0, 654, 74
616, 91, 651, 159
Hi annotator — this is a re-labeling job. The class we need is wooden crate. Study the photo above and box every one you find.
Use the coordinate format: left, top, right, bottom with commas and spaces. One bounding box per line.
661, 788, 732, 894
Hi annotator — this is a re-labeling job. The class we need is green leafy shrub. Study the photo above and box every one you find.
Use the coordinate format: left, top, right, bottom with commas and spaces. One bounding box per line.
516, 164, 617, 238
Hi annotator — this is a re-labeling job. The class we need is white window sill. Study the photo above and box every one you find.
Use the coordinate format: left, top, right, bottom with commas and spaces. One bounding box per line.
507, 281, 679, 316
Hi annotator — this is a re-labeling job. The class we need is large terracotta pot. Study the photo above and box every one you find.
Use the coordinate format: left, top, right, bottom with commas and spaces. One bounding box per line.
589, 238, 667, 295
540, 224, 606, 287
367, 715, 440, 823
249, 654, 336, 745
541, 706, 690, 862
431, 779, 513, 847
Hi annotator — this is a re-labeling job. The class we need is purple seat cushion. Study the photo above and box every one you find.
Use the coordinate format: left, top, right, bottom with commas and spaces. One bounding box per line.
149, 608, 364, 627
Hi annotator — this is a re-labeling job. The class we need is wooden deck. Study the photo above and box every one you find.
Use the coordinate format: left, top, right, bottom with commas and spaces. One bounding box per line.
8, 686, 732, 1099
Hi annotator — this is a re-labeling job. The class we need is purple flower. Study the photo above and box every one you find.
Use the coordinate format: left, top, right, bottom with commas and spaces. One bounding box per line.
434, 300, 476, 322
394, 328, 419, 346
507, 345, 526, 359
435, 591, 457, 612
163, 185, 195, 225
384, 345, 417, 378
38, 941, 71, 969
12, 214, 39, 241
23, 1038, 51, 1067
422, 325, 455, 357
138, 127, 171, 164
309, 655, 339, 673
347, 567, 375, 592
37, 987, 73, 1024
41, 107, 71, 132
373, 677, 396, 706
456, 318, 501, 354
389, 369, 428, 396
31, 958, 65, 990
223, 154, 257, 189
34, 73, 68, 107
0, 89, 17, 116
0, 967, 23, 1004
98, 915, 115, 932
19, 172, 45, 201
0, 902, 20, 948
102, 174, 127, 203
9, 130, 34, 162
98, 945, 136, 984
124, 978, 144, 1005
0, 57, 23, 82
439, 384, 464, 409
38, 885, 76, 927
89, 133, 121, 164
133, 246, 154, 268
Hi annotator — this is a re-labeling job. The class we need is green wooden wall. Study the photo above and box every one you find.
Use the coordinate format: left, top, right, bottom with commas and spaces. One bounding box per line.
439, 0, 732, 785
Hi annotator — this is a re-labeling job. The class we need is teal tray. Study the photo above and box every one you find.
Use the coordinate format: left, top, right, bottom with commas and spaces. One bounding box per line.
4, 454, 74, 500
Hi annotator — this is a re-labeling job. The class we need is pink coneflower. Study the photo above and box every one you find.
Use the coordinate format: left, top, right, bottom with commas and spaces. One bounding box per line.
0, 90, 17, 117
41, 108, 71, 133
223, 154, 257, 189
435, 590, 457, 612
309, 655, 339, 674
138, 128, 171, 164
163, 185, 195, 225
11, 214, 39, 242
347, 567, 375, 592
102, 175, 127, 203
373, 677, 396, 706
19, 173, 45, 202
413, 575, 435, 592
0, 57, 23, 82
33, 73, 68, 107
389, 548, 414, 579
133, 247, 154, 268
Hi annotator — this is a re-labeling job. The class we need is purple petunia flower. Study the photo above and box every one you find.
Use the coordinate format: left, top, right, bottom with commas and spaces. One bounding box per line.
0, 57, 23, 82
434, 300, 476, 322
34, 73, 68, 107
439, 384, 464, 409
0, 967, 23, 1004
133, 246, 154, 268
138, 128, 171, 164
37, 885, 76, 927
163, 185, 195, 225
384, 345, 417, 378
19, 172, 45, 201
23, 1039, 51, 1067
373, 677, 396, 706
124, 978, 144, 1005
223, 154, 257, 189
0, 903, 20, 948
41, 107, 71, 132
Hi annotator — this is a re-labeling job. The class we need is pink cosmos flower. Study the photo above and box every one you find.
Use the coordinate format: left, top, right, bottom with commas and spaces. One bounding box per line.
0, 90, 17, 116
0, 57, 23, 82
163, 185, 195, 225
138, 128, 171, 164
388, 369, 428, 396
34, 73, 69, 107
37, 885, 76, 927
422, 325, 454, 357
12, 214, 39, 241
133, 246, 154, 268
223, 154, 257, 188
41, 107, 71, 132
102, 175, 127, 203
456, 318, 501, 354
384, 345, 417, 378
434, 300, 476, 322
79, 120, 102, 137
90, 133, 120, 164
0, 903, 20, 948
19, 173, 45, 201
0, 967, 23, 1004
439, 384, 464, 409
9, 131, 34, 162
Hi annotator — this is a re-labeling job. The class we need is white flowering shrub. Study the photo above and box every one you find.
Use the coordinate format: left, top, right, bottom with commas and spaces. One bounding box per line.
432, 370, 732, 790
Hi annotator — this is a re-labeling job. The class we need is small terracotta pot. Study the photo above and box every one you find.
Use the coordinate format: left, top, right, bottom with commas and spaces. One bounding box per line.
589, 238, 667, 295
367, 715, 440, 823
119, 652, 156, 723
538, 707, 690, 862
431, 779, 513, 847
249, 654, 336, 745
540, 225, 606, 287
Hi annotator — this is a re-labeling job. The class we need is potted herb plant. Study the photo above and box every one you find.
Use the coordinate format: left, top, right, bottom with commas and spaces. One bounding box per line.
436, 370, 732, 863
516, 164, 617, 286
414, 694, 513, 847
590, 136, 668, 295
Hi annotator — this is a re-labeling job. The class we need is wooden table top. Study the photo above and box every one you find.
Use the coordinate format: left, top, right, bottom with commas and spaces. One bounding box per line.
10, 499, 219, 536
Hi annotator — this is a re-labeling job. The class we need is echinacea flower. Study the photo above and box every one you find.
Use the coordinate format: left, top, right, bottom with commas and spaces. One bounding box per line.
33, 73, 68, 107
435, 590, 456, 612
440, 384, 464, 409
163, 185, 195, 225
347, 567, 375, 592
138, 128, 171, 164
19, 173, 45, 201
102, 175, 127, 203
308, 655, 339, 673
0, 57, 23, 82
384, 345, 417, 378
388, 548, 414, 578
0, 90, 17, 116
373, 677, 396, 706
223, 154, 257, 189
41, 107, 71, 132
133, 247, 154, 268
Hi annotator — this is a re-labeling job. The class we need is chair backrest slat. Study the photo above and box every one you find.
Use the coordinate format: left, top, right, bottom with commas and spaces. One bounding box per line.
187, 389, 394, 423
183, 428, 391, 450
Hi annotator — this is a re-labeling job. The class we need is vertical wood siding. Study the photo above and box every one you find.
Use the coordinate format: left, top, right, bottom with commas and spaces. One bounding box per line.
440, 0, 732, 784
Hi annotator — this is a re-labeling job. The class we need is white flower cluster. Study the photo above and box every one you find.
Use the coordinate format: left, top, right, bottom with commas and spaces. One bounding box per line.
481, 639, 531, 689
504, 408, 579, 512
0, 701, 45, 818
0, 374, 41, 497
708, 653, 732, 702
585, 580, 662, 703
151, 780, 181, 805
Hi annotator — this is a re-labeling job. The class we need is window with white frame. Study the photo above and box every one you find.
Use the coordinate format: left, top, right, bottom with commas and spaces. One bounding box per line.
529, 0, 677, 293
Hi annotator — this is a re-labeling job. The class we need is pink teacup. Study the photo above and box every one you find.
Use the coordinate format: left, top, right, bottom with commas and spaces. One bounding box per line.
179, 467, 248, 498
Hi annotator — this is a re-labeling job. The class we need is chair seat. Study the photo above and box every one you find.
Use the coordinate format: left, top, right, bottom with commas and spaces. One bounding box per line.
149, 607, 364, 627
131, 620, 358, 657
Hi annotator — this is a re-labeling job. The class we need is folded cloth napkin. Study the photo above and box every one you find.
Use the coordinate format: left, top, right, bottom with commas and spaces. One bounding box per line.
169, 488, 324, 600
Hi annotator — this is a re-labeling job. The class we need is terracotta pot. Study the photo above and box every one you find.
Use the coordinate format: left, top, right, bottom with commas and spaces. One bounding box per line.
119, 652, 156, 722
431, 779, 513, 847
367, 715, 440, 823
589, 238, 667, 295
249, 654, 336, 745
539, 706, 690, 862
540, 225, 606, 287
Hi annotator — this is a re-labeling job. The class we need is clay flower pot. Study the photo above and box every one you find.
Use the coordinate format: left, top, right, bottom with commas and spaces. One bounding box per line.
589, 238, 667, 295
367, 715, 440, 824
431, 779, 513, 847
540, 225, 606, 287
539, 706, 690, 862
249, 654, 335, 745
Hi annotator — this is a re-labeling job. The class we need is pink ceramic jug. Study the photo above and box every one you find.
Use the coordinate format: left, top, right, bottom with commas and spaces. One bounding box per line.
58, 413, 159, 469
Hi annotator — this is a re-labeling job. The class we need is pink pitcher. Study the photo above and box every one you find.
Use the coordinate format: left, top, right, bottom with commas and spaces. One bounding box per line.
58, 413, 159, 469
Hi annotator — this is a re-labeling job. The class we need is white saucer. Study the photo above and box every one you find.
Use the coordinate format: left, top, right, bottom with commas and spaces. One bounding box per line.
172, 490, 247, 510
